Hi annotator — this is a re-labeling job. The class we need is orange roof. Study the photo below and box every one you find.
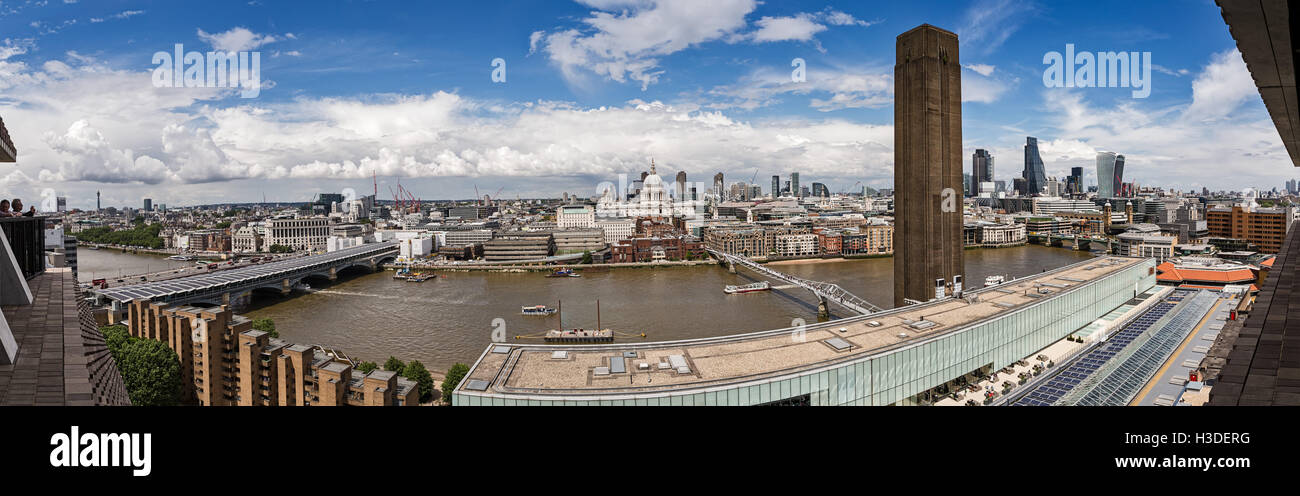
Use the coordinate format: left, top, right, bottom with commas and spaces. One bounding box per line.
1261, 256, 1276, 268
1157, 261, 1255, 284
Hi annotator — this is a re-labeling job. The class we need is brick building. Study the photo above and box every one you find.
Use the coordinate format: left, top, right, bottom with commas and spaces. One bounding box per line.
126, 300, 418, 406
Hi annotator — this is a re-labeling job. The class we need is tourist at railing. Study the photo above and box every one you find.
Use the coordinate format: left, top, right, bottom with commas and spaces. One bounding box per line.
10, 198, 35, 217
0, 199, 12, 217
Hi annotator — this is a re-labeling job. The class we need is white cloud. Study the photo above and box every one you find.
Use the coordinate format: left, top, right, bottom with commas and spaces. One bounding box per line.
749, 14, 827, 43
963, 63, 994, 77
958, 0, 1034, 55
532, 1, 878, 90
1184, 48, 1255, 122
704, 65, 892, 111
197, 27, 279, 53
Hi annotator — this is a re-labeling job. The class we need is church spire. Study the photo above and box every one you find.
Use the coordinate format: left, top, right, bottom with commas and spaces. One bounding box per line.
650, 158, 656, 175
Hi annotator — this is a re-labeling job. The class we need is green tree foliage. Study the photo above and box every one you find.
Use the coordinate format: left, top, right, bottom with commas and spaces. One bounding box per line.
75, 222, 165, 249
581, 251, 593, 264
268, 244, 294, 253
401, 360, 435, 403
251, 318, 279, 338
101, 325, 182, 406
441, 363, 470, 405
355, 361, 379, 374
383, 356, 406, 374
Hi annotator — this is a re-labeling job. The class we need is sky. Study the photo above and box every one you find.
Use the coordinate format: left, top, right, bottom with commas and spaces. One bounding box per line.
0, 0, 1292, 209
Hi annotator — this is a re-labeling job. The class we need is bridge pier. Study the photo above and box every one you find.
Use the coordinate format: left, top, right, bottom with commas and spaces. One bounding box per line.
281, 278, 291, 296
728, 260, 736, 274
817, 297, 829, 320
328, 267, 338, 281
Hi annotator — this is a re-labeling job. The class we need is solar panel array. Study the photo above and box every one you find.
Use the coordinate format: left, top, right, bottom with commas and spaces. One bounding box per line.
1073, 290, 1218, 406
1012, 290, 1191, 406
94, 242, 398, 302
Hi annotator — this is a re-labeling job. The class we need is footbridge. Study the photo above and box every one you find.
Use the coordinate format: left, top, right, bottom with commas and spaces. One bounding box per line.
93, 241, 399, 310
707, 248, 884, 317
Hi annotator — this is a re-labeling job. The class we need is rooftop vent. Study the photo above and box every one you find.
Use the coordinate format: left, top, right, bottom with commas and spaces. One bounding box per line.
490, 345, 511, 354
464, 379, 489, 391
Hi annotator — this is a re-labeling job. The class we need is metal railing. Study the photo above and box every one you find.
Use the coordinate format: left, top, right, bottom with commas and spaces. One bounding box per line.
707, 248, 883, 314
1, 216, 47, 280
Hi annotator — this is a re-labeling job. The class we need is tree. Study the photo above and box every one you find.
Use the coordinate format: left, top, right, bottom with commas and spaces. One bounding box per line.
355, 361, 378, 374
581, 250, 593, 264
383, 356, 406, 374
251, 318, 279, 338
268, 244, 293, 253
401, 360, 435, 403
442, 363, 470, 405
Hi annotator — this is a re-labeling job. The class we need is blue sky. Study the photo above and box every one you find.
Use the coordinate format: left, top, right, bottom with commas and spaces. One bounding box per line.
0, 0, 1290, 209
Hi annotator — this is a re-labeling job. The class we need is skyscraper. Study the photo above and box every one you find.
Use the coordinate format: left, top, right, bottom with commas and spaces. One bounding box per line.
811, 182, 828, 197
1022, 137, 1046, 196
790, 172, 800, 199
1113, 154, 1126, 196
143, 198, 152, 211
771, 175, 780, 199
713, 172, 724, 199
894, 24, 964, 308
1096, 151, 1118, 198
971, 148, 993, 195
675, 171, 687, 201
1069, 167, 1084, 194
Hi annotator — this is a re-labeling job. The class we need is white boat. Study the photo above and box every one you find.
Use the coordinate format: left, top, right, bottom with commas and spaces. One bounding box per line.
521, 305, 558, 316
984, 275, 1006, 287
724, 281, 771, 294
167, 255, 192, 261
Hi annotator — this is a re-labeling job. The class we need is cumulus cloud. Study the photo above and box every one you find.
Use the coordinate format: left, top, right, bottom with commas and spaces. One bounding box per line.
1184, 48, 1255, 122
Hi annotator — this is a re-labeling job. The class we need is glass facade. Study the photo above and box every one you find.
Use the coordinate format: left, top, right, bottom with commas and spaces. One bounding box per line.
1023, 137, 1046, 196
455, 259, 1157, 406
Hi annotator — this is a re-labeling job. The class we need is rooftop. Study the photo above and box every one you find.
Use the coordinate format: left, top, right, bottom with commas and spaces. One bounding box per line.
460, 256, 1143, 399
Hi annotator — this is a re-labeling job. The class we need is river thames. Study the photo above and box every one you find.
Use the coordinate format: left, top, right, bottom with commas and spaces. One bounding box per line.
79, 246, 1095, 373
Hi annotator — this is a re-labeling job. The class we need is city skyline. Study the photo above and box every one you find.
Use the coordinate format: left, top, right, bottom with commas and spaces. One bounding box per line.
0, 0, 1292, 211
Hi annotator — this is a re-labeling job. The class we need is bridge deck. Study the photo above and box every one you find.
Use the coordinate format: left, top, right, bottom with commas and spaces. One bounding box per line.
93, 242, 397, 302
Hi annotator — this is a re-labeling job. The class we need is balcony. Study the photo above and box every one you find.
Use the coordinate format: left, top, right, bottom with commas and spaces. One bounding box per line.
1, 216, 47, 281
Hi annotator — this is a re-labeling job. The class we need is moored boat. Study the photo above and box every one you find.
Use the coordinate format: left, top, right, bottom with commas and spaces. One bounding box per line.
724, 281, 771, 294
521, 305, 558, 316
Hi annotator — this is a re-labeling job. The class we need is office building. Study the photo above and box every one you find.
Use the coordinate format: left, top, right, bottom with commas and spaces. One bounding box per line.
1023, 137, 1047, 196
556, 204, 596, 229
772, 175, 780, 199
972, 148, 994, 195
1206, 203, 1291, 253
265, 217, 330, 252
790, 172, 801, 199
893, 24, 965, 306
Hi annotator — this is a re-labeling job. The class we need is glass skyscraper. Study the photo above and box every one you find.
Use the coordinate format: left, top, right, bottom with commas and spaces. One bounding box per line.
1096, 152, 1125, 198
1023, 137, 1046, 196
972, 148, 993, 195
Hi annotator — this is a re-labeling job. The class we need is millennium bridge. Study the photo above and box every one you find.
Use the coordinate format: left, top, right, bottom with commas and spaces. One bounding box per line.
706, 248, 885, 316
92, 241, 399, 310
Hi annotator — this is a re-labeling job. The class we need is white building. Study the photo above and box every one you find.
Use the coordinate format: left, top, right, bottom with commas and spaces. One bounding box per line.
775, 233, 819, 257
557, 205, 596, 229
326, 236, 365, 252
595, 218, 636, 244
595, 159, 703, 219
265, 217, 330, 252
232, 225, 264, 253
398, 236, 435, 258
